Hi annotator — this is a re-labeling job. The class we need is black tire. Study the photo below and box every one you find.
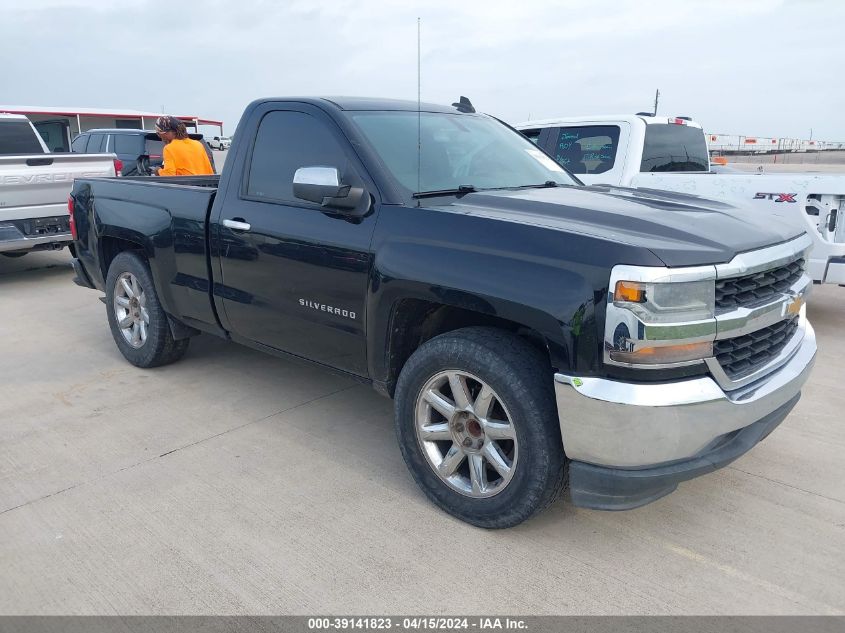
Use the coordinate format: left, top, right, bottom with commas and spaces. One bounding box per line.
394, 327, 566, 528
105, 251, 190, 368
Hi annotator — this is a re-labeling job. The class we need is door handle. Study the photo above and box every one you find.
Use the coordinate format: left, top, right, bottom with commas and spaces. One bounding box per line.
223, 218, 251, 231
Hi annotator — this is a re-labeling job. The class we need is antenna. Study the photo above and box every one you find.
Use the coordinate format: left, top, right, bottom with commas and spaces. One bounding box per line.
416, 16, 421, 207
452, 97, 475, 113
653, 89, 660, 116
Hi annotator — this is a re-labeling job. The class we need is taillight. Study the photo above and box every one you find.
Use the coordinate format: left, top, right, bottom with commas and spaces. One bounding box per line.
113, 158, 123, 176
669, 117, 687, 125
68, 195, 77, 240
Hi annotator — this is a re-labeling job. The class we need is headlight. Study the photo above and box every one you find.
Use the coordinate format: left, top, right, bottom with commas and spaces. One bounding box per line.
605, 271, 717, 368
613, 279, 714, 323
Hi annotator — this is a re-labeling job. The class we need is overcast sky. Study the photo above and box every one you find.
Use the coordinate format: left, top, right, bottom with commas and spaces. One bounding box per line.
3, 0, 843, 139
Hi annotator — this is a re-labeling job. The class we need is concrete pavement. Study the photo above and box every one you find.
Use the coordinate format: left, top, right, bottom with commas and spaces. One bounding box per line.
1, 250, 843, 615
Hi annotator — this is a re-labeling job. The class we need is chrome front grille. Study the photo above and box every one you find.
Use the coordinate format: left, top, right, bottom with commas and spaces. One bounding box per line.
715, 258, 804, 311
714, 317, 799, 379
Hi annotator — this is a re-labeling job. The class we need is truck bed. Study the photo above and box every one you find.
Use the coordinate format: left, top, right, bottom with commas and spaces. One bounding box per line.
72, 175, 222, 333
120, 174, 221, 189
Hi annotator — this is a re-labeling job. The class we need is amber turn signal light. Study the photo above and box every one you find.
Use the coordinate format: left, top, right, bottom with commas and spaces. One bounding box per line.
615, 281, 646, 303
609, 341, 713, 365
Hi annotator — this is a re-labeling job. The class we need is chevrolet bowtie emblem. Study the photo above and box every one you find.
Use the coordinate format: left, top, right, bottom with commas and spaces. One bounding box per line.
785, 295, 805, 317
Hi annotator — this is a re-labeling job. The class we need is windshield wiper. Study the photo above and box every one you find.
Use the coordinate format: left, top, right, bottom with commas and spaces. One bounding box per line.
413, 182, 563, 198
513, 181, 560, 189
472, 181, 562, 193
413, 184, 476, 198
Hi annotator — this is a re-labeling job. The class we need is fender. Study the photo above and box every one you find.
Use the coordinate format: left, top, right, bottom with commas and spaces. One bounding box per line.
364, 205, 651, 385
94, 198, 178, 315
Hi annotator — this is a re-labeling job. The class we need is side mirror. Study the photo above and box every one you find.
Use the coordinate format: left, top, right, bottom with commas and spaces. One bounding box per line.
293, 166, 371, 218
293, 167, 351, 205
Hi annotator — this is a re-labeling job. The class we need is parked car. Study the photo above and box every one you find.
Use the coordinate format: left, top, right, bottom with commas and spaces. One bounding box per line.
0, 113, 116, 257
206, 135, 231, 150
71, 128, 216, 176
69, 97, 816, 527
516, 115, 845, 285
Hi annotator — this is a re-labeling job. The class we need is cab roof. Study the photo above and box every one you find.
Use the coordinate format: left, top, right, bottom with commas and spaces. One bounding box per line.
252, 97, 465, 114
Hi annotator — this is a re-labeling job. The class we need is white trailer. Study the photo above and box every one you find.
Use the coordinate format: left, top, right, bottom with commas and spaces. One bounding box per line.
706, 134, 845, 155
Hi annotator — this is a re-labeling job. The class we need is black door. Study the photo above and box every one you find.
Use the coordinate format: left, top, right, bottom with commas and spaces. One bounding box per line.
212, 106, 379, 376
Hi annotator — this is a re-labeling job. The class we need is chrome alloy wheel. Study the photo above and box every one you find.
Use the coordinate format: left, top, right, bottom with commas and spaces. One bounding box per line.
414, 370, 518, 498
113, 272, 149, 349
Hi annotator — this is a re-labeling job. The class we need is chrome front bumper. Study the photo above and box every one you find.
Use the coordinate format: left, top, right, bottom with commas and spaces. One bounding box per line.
553, 316, 816, 469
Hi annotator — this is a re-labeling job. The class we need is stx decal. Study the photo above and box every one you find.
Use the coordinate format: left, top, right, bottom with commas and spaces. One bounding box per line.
754, 193, 798, 203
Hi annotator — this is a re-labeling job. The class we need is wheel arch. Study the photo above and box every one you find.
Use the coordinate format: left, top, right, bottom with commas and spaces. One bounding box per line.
100, 234, 198, 341
99, 233, 148, 280
374, 295, 564, 398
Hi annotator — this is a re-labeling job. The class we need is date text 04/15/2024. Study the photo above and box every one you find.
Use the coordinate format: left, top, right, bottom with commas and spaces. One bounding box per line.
307, 617, 528, 630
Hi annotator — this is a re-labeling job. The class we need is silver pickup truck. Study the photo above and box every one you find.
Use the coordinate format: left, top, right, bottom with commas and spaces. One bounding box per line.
0, 113, 116, 257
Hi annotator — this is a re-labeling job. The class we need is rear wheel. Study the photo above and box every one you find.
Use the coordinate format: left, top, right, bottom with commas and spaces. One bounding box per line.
105, 251, 189, 367
394, 327, 566, 528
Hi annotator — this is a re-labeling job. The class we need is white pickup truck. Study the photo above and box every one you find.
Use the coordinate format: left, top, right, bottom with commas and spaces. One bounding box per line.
516, 115, 845, 285
0, 113, 116, 257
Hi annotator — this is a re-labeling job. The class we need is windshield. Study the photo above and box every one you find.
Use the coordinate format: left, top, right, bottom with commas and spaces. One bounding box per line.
350, 111, 578, 195
641, 123, 710, 172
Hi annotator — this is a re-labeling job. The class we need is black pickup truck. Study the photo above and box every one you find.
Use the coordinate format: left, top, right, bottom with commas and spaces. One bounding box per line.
69, 97, 816, 527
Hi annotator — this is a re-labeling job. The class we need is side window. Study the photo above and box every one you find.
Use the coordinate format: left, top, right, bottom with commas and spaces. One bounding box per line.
246, 111, 350, 204
520, 128, 541, 145
144, 138, 165, 159
71, 135, 89, 152
88, 133, 106, 152
551, 125, 620, 174
113, 134, 140, 155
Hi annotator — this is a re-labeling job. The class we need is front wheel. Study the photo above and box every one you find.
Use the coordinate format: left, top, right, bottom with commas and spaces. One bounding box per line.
394, 327, 566, 528
105, 251, 190, 367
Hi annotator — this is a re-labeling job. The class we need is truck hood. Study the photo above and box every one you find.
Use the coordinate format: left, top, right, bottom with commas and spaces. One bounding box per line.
436, 184, 804, 267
